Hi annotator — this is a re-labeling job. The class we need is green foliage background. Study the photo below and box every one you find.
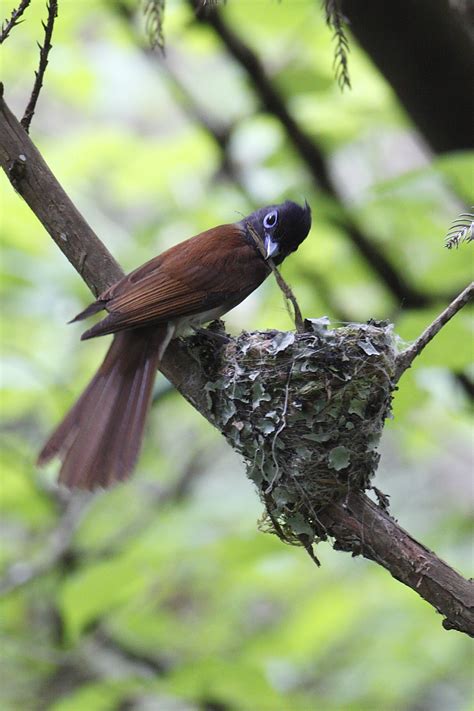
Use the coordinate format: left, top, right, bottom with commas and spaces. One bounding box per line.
0, 1, 472, 709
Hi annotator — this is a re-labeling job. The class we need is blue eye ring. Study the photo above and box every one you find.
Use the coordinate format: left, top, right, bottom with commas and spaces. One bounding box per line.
263, 210, 278, 229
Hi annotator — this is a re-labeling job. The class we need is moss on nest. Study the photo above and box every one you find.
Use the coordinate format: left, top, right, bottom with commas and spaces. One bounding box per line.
198, 318, 397, 550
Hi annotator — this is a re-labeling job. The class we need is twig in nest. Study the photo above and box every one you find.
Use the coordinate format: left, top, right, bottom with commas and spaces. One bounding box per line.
395, 282, 473, 381
21, 0, 58, 133
266, 365, 292, 494
262, 491, 321, 565
246, 222, 305, 333
0, 0, 31, 44
262, 493, 288, 541
299, 537, 321, 567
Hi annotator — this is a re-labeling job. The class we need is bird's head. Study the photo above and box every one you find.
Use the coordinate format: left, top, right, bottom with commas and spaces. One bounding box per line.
242, 200, 312, 265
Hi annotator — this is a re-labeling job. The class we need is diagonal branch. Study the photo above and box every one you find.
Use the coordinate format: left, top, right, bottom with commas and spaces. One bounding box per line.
0, 91, 472, 636
21, 0, 58, 133
319, 492, 473, 635
395, 282, 474, 381
0, 85, 211, 417
0, 84, 122, 295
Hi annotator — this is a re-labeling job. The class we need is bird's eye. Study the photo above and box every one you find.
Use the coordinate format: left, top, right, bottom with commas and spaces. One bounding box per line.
263, 210, 278, 229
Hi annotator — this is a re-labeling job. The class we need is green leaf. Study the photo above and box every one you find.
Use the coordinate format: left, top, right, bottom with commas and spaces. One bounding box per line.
286, 512, 314, 536
328, 446, 351, 471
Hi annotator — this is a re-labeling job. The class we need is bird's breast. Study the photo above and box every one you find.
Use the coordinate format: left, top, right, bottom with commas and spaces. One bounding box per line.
173, 304, 230, 337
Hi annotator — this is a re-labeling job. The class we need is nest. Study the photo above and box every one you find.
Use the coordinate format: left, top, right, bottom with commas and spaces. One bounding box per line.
198, 318, 397, 552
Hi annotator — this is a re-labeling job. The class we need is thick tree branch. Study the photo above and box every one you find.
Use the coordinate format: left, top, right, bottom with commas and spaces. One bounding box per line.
1, 91, 472, 636
395, 282, 474, 381
319, 492, 473, 635
0, 86, 212, 417
0, 84, 122, 296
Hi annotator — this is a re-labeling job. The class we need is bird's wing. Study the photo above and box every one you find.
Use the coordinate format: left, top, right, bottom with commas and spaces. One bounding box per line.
81, 225, 269, 339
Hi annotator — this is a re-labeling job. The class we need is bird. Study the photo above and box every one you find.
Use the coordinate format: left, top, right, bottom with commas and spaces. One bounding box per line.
38, 200, 312, 490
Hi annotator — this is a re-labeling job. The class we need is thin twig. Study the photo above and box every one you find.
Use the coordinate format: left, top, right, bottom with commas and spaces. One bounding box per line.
21, 0, 58, 133
266, 365, 293, 494
0, 0, 31, 44
271, 263, 305, 333
395, 282, 474, 381
246, 221, 305, 333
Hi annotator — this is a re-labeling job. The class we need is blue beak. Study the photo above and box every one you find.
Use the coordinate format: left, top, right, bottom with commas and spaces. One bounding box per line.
264, 233, 279, 260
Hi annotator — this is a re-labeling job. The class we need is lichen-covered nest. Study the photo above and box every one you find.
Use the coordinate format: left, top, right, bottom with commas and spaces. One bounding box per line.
199, 319, 397, 550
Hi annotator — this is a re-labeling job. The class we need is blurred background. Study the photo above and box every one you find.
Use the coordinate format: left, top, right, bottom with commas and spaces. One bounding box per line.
0, 1, 472, 709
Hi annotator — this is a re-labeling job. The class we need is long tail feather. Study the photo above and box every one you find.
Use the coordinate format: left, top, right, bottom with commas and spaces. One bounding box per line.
38, 326, 168, 490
